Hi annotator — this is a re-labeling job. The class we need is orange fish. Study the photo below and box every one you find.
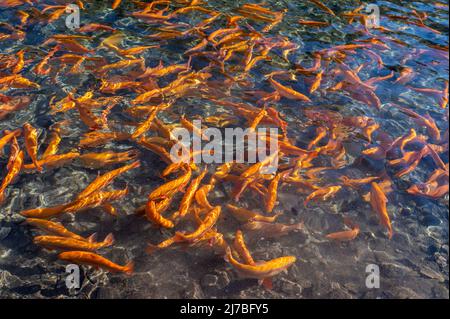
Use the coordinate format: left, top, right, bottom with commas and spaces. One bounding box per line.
145, 200, 174, 228
0, 129, 21, 154
308, 0, 336, 16
243, 221, 304, 238
227, 204, 281, 223
58, 251, 133, 274
233, 230, 255, 265
309, 70, 323, 94
34, 234, 114, 251
78, 161, 140, 199
24, 218, 93, 242
225, 247, 296, 281
370, 182, 393, 239
22, 152, 80, 171
78, 150, 139, 168
64, 188, 128, 215
339, 176, 381, 189
23, 123, 42, 171
174, 206, 221, 243
148, 167, 192, 201
268, 77, 311, 102
265, 173, 281, 213
326, 219, 360, 241
0, 138, 23, 203
304, 186, 342, 206
79, 131, 131, 148
173, 168, 208, 219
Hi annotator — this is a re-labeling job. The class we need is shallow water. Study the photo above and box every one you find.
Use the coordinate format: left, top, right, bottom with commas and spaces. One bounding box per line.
0, 0, 448, 299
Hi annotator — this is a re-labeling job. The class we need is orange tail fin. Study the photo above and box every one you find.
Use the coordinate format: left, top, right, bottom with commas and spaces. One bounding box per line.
103, 233, 115, 247
124, 261, 134, 275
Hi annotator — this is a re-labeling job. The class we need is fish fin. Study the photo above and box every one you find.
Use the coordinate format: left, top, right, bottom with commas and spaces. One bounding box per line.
103, 233, 115, 246
124, 261, 134, 275
362, 192, 371, 202
388, 227, 393, 240
261, 278, 273, 290
87, 232, 98, 243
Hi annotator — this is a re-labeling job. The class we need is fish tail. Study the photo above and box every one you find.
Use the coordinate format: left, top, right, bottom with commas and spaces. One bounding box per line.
387, 226, 393, 240
87, 232, 98, 243
103, 233, 115, 247
124, 261, 134, 275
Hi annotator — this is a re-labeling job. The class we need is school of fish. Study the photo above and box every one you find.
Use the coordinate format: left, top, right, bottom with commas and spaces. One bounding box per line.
0, 0, 448, 291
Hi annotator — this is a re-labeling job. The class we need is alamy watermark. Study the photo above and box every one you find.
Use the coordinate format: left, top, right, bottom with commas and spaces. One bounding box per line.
365, 264, 380, 289
365, 4, 381, 28
65, 264, 80, 289
65, 4, 80, 30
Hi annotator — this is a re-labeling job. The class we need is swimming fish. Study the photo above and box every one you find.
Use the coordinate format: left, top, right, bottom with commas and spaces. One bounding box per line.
370, 182, 393, 239
58, 251, 133, 274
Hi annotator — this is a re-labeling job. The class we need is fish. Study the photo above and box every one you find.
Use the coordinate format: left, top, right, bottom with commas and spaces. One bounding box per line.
77, 161, 140, 199
22, 123, 42, 172
308, 127, 327, 150
172, 168, 208, 219
195, 184, 214, 210
180, 116, 210, 141
22, 152, 80, 171
148, 167, 192, 201
242, 221, 304, 238
268, 77, 311, 102
326, 219, 360, 241
79, 131, 131, 148
24, 218, 93, 242
227, 204, 281, 223
407, 181, 448, 199
339, 176, 381, 189
145, 200, 174, 228
265, 173, 281, 213
0, 138, 23, 203
33, 233, 114, 251
397, 106, 441, 142
308, 0, 336, 16
233, 230, 255, 265
77, 23, 116, 33
42, 122, 65, 159
298, 20, 329, 27
225, 247, 296, 281
58, 251, 133, 274
0, 129, 21, 154
370, 182, 393, 239
78, 150, 139, 168
304, 186, 342, 206
174, 206, 221, 243
309, 70, 323, 94
64, 188, 129, 215
20, 203, 72, 219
